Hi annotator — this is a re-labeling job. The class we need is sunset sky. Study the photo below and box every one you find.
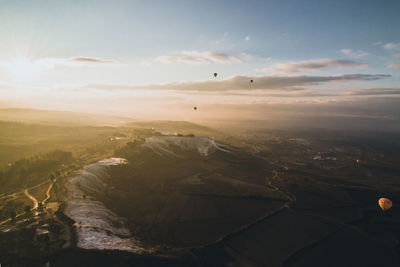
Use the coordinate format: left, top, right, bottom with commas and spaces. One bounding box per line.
0, 0, 399, 121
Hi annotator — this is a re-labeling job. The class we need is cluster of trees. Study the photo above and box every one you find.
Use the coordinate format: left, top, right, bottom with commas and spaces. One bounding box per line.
7, 205, 31, 220
176, 133, 195, 137
0, 150, 73, 194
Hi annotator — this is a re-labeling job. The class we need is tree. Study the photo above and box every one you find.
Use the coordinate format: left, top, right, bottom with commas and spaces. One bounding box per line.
10, 209, 16, 220
18, 168, 28, 185
24, 205, 31, 214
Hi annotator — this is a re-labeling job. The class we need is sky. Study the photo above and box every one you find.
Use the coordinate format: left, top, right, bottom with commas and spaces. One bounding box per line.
0, 0, 399, 125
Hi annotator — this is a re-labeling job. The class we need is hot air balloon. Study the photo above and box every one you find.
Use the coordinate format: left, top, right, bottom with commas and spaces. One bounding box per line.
378, 198, 392, 211
213, 73, 217, 78
193, 106, 197, 111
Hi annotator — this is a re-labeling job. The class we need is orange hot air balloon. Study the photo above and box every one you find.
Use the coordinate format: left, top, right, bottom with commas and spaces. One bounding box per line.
378, 198, 392, 211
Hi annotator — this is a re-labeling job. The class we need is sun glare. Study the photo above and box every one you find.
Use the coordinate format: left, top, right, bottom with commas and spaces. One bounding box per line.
4, 58, 43, 81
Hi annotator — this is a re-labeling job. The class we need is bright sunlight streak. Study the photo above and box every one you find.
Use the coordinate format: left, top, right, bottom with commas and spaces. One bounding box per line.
4, 58, 43, 81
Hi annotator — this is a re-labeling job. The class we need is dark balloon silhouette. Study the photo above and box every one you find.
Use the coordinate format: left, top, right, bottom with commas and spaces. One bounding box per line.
250, 79, 253, 83
194, 106, 197, 111
213, 73, 217, 77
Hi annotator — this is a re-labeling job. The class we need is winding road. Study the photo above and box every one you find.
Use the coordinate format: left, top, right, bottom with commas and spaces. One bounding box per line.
0, 177, 58, 226
23, 188, 39, 210
42, 178, 56, 205
265, 170, 296, 207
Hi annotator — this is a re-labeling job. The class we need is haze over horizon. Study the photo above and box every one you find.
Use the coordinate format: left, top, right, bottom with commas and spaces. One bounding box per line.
0, 0, 399, 127
2, 2, 400, 266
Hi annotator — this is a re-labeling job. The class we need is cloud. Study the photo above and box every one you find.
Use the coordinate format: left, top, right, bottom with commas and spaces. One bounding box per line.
347, 88, 400, 96
147, 51, 251, 64
70, 57, 117, 64
244, 36, 250, 42
387, 64, 400, 70
255, 59, 368, 74
3, 56, 119, 71
340, 49, 369, 59
340, 49, 352, 55
383, 42, 400, 50
84, 73, 390, 92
